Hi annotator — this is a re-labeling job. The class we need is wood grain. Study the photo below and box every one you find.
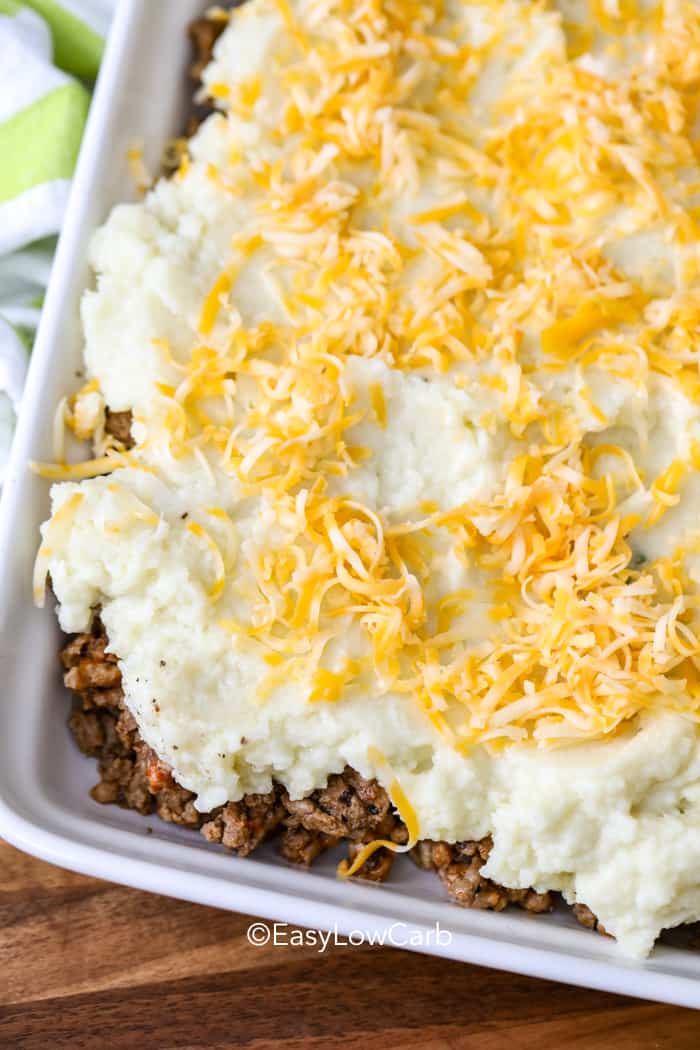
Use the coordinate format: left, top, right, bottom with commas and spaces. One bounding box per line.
1, 839, 699, 1049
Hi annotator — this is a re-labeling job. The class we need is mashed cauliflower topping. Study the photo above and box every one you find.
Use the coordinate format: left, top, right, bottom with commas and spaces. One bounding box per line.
35, 0, 700, 955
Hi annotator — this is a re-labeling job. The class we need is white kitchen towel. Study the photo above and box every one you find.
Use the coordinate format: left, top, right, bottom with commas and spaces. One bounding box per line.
0, 0, 113, 479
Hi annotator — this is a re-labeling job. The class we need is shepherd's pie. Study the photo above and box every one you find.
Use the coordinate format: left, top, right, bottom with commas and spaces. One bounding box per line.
34, 0, 700, 957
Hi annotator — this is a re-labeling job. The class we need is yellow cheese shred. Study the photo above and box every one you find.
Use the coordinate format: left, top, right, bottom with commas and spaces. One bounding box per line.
648, 459, 688, 527
30, 455, 127, 481
199, 270, 234, 335
186, 522, 226, 601
33, 492, 85, 606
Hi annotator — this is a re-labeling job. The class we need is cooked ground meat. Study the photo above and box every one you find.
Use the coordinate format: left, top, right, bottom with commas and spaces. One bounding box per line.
164, 10, 238, 177
279, 824, 339, 866
283, 766, 396, 841
687, 925, 700, 950
104, 409, 134, 450
409, 839, 436, 871
573, 903, 609, 937
282, 766, 410, 880
201, 789, 287, 857
188, 14, 228, 83
185, 8, 240, 137
411, 838, 553, 914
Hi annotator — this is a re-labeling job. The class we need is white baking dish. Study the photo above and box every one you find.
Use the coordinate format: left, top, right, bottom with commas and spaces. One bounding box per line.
3, 0, 700, 1008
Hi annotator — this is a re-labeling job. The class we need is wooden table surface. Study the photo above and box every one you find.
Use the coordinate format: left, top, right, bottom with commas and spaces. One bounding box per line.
1, 840, 700, 1049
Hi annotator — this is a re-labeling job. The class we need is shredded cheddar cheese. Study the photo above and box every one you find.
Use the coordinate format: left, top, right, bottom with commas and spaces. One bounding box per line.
186, 522, 227, 601
33, 492, 85, 606
36, 1, 700, 805
30, 455, 129, 481
199, 271, 235, 335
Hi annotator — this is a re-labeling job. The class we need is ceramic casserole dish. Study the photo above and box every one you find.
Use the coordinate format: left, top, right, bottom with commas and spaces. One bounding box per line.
3, 0, 700, 1008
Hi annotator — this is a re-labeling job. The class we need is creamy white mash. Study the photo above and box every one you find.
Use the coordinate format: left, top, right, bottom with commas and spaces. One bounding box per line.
37, 0, 700, 957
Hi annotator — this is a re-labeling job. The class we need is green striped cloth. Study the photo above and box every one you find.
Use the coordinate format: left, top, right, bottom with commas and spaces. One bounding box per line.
0, 0, 112, 479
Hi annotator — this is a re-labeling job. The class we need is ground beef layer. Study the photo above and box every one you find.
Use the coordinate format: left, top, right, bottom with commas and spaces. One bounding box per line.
62, 620, 556, 914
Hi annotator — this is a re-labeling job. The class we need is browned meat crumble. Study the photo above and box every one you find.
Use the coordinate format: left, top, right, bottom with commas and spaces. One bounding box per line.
188, 13, 228, 83
161, 10, 238, 175
186, 7, 243, 137
282, 767, 408, 881
104, 409, 134, 450
279, 824, 340, 868
62, 620, 557, 909
283, 767, 397, 841
411, 839, 552, 914
572, 903, 609, 937
201, 790, 287, 857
